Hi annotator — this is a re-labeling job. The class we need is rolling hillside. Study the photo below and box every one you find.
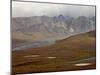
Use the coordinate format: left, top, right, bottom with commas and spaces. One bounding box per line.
12, 30, 96, 74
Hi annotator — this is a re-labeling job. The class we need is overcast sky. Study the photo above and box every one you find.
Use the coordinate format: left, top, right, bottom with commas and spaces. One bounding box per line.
12, 1, 95, 18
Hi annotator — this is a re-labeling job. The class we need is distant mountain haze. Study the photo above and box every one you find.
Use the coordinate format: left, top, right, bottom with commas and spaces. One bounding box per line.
12, 15, 95, 42
12, 1, 96, 44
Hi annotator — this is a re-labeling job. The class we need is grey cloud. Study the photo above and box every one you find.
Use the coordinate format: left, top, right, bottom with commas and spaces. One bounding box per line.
12, 1, 95, 17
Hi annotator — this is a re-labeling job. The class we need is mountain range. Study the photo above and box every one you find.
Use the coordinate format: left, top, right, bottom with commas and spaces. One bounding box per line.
12, 15, 95, 41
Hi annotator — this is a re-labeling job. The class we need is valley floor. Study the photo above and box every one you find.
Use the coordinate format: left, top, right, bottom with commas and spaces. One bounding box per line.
12, 31, 96, 74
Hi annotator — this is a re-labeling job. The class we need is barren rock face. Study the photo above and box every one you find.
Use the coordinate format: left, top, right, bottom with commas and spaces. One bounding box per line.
12, 15, 95, 42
